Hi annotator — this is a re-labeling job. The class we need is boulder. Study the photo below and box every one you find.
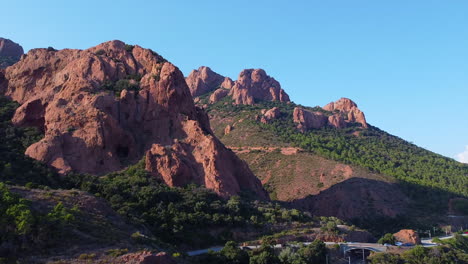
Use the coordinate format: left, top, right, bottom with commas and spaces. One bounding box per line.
393, 229, 421, 245
260, 107, 281, 124
224, 124, 233, 135
209, 88, 229, 103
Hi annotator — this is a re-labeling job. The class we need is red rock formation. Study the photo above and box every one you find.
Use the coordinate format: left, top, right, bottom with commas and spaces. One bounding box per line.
393, 229, 421, 245
224, 124, 233, 135
221, 77, 234, 89
0, 40, 268, 199
229, 69, 290, 105
209, 88, 229, 103
293, 107, 328, 132
323, 98, 368, 128
186, 66, 225, 97
328, 114, 346, 128
260, 107, 281, 124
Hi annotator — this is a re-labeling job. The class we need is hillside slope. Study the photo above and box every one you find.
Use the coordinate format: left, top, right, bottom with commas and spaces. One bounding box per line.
189, 66, 468, 231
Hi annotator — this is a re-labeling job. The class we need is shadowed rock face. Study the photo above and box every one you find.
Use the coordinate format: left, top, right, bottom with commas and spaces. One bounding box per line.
292, 178, 409, 220
0, 38, 24, 68
0, 40, 268, 199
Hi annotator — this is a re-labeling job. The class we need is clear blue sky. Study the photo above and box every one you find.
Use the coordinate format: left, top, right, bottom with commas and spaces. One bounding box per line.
3, 0, 468, 161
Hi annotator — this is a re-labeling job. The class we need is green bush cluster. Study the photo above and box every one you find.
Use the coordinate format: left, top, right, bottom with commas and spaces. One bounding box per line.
369, 235, 468, 263
0, 183, 78, 259
0, 96, 63, 187
193, 240, 327, 264
65, 160, 311, 247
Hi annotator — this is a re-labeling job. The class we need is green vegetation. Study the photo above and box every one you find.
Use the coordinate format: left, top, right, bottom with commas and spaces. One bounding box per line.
378, 233, 396, 245
100, 74, 142, 97
95, 49, 106, 55
124, 44, 134, 52
0, 183, 78, 260
207, 100, 468, 198
65, 160, 311, 247
193, 240, 327, 264
0, 56, 19, 67
369, 235, 468, 263
0, 96, 63, 187
452, 199, 468, 215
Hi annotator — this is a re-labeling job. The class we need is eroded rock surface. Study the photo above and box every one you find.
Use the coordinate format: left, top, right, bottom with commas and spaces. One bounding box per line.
0, 40, 267, 199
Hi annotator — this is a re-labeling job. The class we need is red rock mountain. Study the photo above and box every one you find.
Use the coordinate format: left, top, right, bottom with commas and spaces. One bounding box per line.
292, 98, 368, 131
0, 38, 24, 68
0, 40, 268, 199
187, 66, 290, 105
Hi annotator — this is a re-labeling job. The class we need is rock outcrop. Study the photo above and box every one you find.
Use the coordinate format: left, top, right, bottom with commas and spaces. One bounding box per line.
393, 229, 421, 245
0, 38, 24, 68
323, 98, 368, 128
260, 107, 281, 124
292, 98, 368, 131
209, 88, 229, 103
293, 108, 328, 132
0, 40, 268, 199
186, 66, 224, 97
224, 124, 233, 135
189, 66, 290, 105
229, 69, 290, 105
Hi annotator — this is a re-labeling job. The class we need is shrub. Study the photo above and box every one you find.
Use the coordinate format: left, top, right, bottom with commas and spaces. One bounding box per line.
95, 49, 106, 56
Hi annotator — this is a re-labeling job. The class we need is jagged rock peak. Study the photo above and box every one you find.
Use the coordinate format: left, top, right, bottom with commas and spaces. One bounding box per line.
229, 68, 290, 105
323, 98, 368, 128
0, 40, 268, 199
185, 66, 225, 97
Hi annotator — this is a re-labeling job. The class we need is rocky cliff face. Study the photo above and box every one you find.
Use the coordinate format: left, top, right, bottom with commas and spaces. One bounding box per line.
0, 40, 268, 199
323, 97, 368, 128
0, 38, 24, 68
188, 66, 290, 105
228, 69, 290, 105
292, 98, 368, 131
185, 66, 225, 97
293, 108, 328, 132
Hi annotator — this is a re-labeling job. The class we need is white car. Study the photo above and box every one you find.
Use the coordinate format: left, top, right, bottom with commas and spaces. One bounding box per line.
395, 242, 403, 246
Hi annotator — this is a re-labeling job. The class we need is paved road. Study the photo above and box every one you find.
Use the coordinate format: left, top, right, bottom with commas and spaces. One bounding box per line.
187, 233, 468, 256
